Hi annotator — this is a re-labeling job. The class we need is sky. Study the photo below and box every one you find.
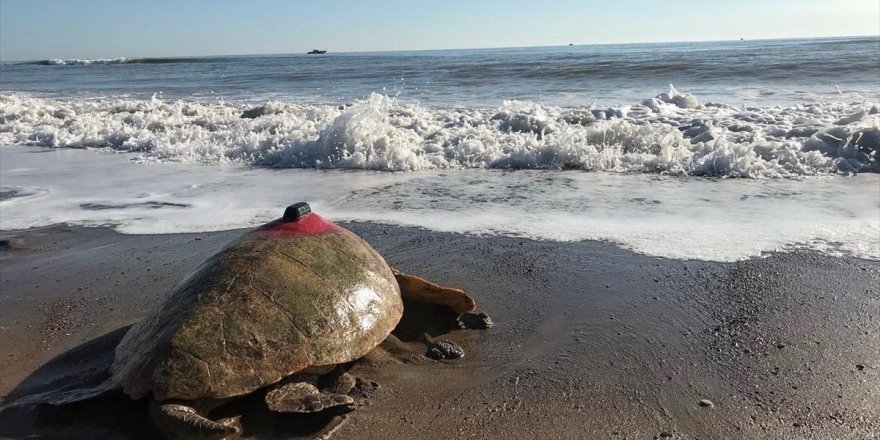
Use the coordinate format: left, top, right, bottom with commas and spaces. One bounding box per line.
1, 0, 879, 61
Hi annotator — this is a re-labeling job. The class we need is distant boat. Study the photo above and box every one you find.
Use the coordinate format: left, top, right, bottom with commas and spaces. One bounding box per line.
307, 49, 327, 55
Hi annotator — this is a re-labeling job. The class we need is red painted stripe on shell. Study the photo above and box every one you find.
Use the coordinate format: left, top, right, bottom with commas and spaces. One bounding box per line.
258, 213, 343, 237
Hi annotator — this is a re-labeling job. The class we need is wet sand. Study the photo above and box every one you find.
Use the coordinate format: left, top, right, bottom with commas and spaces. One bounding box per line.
1, 223, 878, 439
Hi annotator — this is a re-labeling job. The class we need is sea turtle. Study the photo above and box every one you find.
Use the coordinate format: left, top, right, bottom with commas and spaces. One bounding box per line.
109, 202, 480, 439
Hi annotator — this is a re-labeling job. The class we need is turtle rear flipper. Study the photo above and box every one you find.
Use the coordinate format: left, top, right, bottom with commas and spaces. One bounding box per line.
150, 401, 240, 440
392, 269, 475, 314
265, 382, 354, 413
2, 377, 113, 410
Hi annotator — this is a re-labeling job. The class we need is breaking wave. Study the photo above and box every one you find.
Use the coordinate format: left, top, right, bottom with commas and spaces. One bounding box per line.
22, 56, 236, 66
1, 86, 877, 177
28, 58, 133, 66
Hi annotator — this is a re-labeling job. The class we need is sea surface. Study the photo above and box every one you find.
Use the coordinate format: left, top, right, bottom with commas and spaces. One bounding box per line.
1, 37, 879, 261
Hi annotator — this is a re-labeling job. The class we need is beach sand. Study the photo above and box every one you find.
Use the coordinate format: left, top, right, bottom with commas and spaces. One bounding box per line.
0, 223, 878, 439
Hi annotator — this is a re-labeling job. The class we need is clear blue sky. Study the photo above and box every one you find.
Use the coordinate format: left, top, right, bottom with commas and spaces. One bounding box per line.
1, 0, 878, 61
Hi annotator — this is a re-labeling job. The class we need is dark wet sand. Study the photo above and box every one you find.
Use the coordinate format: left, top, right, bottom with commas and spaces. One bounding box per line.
1, 223, 878, 439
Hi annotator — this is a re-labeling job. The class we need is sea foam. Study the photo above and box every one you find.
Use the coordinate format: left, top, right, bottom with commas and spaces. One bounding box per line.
0, 87, 877, 177
2, 145, 878, 262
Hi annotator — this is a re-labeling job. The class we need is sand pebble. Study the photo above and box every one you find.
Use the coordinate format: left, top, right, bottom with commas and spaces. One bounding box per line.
699, 399, 714, 407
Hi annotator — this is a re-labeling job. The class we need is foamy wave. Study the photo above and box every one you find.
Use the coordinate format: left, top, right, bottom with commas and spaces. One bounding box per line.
22, 56, 237, 66
37, 58, 132, 66
1, 87, 877, 177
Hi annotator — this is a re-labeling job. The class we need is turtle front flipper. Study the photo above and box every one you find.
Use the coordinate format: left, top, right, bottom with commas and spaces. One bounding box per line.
265, 382, 354, 413
392, 269, 476, 314
150, 401, 241, 440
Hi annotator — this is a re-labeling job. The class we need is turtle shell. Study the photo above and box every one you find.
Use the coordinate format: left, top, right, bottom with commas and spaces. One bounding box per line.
110, 211, 402, 401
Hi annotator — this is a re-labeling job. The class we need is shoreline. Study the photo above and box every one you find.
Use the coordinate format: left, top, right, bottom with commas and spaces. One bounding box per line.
1, 222, 878, 439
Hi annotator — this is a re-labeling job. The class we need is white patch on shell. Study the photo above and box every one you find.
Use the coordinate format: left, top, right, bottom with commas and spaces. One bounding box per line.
346, 284, 383, 332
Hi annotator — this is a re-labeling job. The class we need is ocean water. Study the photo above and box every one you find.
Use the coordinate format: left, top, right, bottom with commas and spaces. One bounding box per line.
1, 37, 879, 261
3, 37, 879, 106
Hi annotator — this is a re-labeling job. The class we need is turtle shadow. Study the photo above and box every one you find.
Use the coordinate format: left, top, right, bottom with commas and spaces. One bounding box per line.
1, 392, 157, 440
392, 299, 460, 341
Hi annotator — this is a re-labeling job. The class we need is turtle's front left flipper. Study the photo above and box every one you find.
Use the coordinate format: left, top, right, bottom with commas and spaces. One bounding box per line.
392, 269, 476, 314
150, 401, 241, 440
265, 382, 354, 413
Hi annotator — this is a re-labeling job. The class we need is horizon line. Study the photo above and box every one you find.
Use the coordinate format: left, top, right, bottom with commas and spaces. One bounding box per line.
2, 33, 878, 63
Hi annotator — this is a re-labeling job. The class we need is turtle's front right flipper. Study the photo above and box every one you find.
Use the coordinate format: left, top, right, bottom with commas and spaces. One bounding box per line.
392, 269, 476, 314
150, 401, 240, 440
265, 382, 354, 413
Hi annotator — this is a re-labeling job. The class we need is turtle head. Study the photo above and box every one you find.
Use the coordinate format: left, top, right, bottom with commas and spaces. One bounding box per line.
283, 202, 312, 222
